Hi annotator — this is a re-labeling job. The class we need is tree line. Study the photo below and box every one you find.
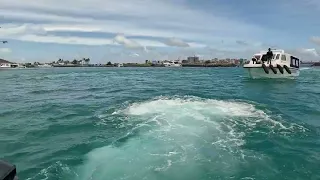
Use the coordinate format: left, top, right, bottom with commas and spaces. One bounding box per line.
52, 58, 90, 65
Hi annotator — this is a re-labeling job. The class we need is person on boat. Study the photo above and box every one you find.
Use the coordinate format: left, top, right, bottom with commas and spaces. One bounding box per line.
266, 48, 273, 64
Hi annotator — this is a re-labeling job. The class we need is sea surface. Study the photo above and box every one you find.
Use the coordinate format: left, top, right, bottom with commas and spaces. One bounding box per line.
1, 67, 320, 180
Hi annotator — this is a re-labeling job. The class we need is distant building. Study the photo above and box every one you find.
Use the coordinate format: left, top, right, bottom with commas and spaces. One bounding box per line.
234, 59, 240, 65
187, 56, 199, 63
181, 60, 188, 64
152, 60, 161, 64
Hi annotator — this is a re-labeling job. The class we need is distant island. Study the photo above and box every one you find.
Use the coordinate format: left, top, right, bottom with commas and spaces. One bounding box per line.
0, 56, 249, 68
2, 56, 319, 69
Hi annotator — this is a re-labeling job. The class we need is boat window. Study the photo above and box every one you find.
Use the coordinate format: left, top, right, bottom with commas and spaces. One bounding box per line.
254, 55, 261, 60
276, 54, 280, 60
281, 55, 286, 61
290, 56, 300, 68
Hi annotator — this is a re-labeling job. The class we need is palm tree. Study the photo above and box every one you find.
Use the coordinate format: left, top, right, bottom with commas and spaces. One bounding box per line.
84, 58, 90, 64
72, 59, 78, 64
57, 58, 64, 63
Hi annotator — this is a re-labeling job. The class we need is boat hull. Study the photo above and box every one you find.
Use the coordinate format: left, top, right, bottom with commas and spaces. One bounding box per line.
164, 64, 182, 67
244, 67, 299, 79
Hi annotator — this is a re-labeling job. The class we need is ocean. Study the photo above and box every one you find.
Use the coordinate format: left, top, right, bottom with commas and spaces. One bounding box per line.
0, 67, 319, 180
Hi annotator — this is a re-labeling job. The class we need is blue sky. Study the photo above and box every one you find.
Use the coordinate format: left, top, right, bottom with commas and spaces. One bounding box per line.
1, 0, 320, 63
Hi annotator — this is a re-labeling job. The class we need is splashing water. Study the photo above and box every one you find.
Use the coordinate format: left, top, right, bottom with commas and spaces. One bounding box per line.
77, 96, 305, 180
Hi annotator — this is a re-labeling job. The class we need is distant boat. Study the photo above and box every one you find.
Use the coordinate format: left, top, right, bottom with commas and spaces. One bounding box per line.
163, 61, 182, 67
243, 49, 300, 79
38, 64, 52, 68
0, 59, 25, 69
117, 63, 124, 67
0, 59, 12, 68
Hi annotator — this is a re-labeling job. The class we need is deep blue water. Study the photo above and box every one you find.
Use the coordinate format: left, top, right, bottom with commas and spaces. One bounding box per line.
0, 67, 320, 180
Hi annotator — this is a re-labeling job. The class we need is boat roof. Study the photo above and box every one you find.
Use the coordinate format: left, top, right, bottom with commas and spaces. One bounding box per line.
253, 49, 297, 57
259, 49, 285, 54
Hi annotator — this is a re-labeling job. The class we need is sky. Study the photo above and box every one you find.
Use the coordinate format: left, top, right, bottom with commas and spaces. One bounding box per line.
1, 0, 320, 63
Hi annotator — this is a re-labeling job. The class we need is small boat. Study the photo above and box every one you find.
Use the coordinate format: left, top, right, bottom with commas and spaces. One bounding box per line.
0, 63, 25, 69
243, 49, 300, 79
0, 63, 11, 68
163, 61, 182, 67
38, 64, 52, 68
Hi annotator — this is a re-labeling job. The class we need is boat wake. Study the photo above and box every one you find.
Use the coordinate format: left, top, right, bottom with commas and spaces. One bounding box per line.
77, 96, 307, 180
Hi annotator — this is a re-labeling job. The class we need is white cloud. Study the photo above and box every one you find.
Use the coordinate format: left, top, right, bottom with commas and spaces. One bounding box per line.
19, 34, 114, 46
297, 48, 319, 57
0, 0, 278, 61
164, 37, 190, 47
129, 53, 140, 57
0, 24, 46, 36
0, 0, 266, 43
310, 36, 320, 46
236, 40, 248, 46
0, 24, 170, 47
0, 48, 12, 53
113, 34, 144, 49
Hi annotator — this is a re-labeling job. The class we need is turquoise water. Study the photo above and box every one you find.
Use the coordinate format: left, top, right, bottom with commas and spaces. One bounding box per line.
1, 67, 320, 180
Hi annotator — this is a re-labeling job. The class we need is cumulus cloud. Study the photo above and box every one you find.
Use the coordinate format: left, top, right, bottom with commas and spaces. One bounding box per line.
164, 37, 190, 47
297, 48, 319, 57
0, 48, 12, 53
0, 0, 286, 61
310, 36, 320, 46
0, 24, 46, 37
19, 34, 114, 46
129, 53, 140, 57
113, 34, 143, 49
0, 24, 169, 47
0, 0, 266, 45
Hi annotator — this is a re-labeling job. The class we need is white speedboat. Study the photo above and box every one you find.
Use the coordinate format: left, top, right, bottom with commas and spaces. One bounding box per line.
0, 63, 11, 68
163, 61, 182, 67
38, 64, 52, 68
0, 63, 25, 69
243, 49, 300, 79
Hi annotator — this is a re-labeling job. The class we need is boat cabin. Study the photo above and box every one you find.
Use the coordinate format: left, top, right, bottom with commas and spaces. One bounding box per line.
250, 49, 300, 68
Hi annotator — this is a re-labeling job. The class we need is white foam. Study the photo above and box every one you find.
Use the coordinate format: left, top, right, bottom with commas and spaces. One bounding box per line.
300, 67, 311, 70
124, 97, 258, 117
79, 96, 306, 180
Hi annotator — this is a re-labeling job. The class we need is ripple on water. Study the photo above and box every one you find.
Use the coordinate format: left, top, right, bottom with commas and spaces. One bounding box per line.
1, 68, 320, 180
